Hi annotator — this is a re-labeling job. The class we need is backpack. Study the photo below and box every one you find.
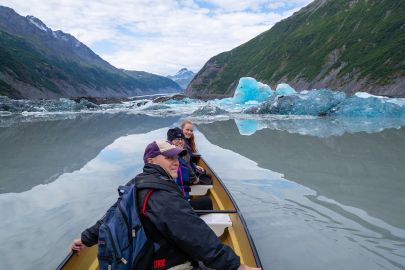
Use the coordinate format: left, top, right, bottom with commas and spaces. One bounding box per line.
97, 184, 155, 270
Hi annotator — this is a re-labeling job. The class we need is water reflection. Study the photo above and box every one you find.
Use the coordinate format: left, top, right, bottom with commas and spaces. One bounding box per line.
234, 117, 405, 137
1, 114, 404, 270
197, 120, 405, 229
196, 130, 405, 270
0, 113, 178, 193
0, 127, 173, 270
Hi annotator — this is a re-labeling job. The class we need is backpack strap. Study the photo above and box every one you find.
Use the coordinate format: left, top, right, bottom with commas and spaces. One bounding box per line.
141, 189, 155, 215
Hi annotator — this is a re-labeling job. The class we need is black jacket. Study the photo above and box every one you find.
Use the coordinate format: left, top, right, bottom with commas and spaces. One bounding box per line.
81, 163, 240, 270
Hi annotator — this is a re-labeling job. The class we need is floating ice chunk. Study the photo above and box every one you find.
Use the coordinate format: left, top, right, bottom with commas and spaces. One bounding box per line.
163, 98, 201, 105
232, 77, 273, 104
245, 89, 346, 116
333, 95, 405, 117
386, 98, 405, 106
354, 92, 383, 99
216, 97, 233, 105
0, 96, 98, 113
141, 104, 171, 111
243, 88, 405, 117
275, 83, 296, 96
192, 105, 228, 116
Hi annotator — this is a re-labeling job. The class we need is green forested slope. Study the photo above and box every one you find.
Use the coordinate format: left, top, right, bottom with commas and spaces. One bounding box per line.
0, 6, 181, 99
187, 0, 405, 98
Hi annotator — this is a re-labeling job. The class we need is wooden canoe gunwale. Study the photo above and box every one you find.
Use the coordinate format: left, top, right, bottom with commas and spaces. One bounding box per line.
197, 156, 262, 269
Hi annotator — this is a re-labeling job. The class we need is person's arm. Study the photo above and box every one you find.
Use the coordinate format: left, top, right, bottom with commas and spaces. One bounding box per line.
146, 190, 241, 270
80, 217, 104, 247
70, 218, 103, 253
72, 178, 137, 250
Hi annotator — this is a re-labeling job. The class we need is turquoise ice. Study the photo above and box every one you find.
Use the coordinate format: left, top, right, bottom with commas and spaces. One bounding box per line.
275, 83, 297, 96
232, 77, 273, 104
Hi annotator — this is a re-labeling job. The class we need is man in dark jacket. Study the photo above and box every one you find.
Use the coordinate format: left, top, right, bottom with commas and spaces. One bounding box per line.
71, 140, 260, 270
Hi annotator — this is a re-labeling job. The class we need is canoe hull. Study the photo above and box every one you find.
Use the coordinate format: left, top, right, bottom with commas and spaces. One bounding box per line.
57, 157, 262, 269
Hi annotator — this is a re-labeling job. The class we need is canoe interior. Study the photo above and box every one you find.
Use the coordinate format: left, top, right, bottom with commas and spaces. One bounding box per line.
197, 157, 261, 268
57, 157, 261, 269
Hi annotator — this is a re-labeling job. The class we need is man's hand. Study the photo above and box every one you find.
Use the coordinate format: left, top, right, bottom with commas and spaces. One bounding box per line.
70, 239, 85, 254
237, 264, 262, 270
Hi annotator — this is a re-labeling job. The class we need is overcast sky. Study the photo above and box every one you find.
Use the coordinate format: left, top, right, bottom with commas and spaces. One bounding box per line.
2, 0, 312, 76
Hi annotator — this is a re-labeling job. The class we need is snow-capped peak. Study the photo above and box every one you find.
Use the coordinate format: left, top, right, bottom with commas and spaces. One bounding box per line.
25, 15, 78, 46
167, 68, 195, 90
177, 68, 190, 76
26, 15, 50, 32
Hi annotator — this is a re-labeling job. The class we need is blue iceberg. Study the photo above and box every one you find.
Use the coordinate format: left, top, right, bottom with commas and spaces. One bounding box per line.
275, 83, 297, 96
332, 94, 405, 117
232, 77, 273, 104
242, 88, 405, 117
244, 89, 346, 116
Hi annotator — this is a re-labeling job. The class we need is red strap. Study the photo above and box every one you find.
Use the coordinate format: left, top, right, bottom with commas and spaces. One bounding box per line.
142, 189, 154, 215
153, 258, 166, 269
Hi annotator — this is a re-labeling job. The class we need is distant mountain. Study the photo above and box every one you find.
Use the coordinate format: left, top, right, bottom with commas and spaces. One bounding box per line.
186, 0, 405, 99
167, 68, 195, 90
0, 6, 181, 99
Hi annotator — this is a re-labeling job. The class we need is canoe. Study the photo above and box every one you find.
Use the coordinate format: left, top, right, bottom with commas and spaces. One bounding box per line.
57, 156, 262, 269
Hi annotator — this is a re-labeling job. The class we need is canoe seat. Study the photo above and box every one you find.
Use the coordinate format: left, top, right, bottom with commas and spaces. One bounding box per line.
190, 185, 213, 196
200, 213, 232, 237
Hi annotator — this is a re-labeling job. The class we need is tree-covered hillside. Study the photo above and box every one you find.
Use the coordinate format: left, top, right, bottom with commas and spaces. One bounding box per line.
0, 6, 181, 99
187, 0, 405, 98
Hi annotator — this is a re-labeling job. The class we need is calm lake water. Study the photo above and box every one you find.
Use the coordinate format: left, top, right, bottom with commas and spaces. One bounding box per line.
0, 113, 404, 270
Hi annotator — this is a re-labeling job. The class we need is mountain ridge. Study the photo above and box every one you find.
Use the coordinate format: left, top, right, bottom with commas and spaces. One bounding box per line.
186, 0, 405, 98
167, 68, 196, 90
0, 6, 181, 99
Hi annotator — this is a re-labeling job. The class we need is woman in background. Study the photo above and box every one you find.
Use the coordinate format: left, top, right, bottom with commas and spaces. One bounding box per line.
180, 120, 206, 174
181, 120, 197, 153
167, 127, 212, 210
